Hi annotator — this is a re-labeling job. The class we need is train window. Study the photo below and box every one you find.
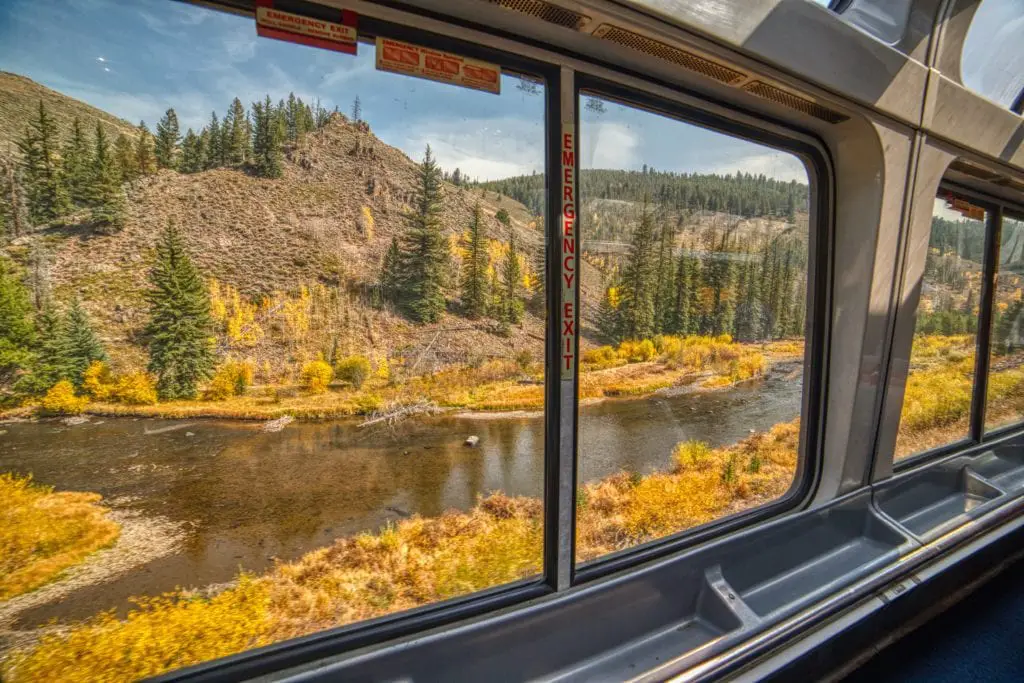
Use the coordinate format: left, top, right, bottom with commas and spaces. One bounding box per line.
0, 1, 547, 680
985, 212, 1024, 432
574, 92, 810, 565
961, 0, 1024, 110
895, 194, 986, 459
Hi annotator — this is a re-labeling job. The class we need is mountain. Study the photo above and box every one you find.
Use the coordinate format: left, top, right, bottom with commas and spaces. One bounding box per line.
1, 76, 554, 377
0, 72, 137, 152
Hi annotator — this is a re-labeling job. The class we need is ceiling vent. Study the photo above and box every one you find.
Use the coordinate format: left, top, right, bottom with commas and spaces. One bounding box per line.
741, 81, 848, 124
486, 0, 589, 30
592, 23, 746, 86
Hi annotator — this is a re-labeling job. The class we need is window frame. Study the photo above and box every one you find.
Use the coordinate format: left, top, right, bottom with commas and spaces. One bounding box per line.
66, 2, 837, 680
893, 182, 1024, 472
570, 73, 832, 584
151, 12, 563, 683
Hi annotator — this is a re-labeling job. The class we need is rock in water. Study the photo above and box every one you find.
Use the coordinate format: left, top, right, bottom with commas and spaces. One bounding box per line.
62, 416, 89, 426
464, 435, 480, 448
262, 416, 294, 433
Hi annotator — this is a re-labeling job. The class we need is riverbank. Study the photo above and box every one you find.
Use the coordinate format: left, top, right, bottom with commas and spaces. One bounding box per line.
0, 475, 121, 602
0, 418, 799, 683
1, 335, 798, 423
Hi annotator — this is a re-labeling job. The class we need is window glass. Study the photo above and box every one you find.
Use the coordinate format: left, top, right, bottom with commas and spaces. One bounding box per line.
574, 93, 809, 565
985, 213, 1024, 431
962, 0, 1024, 110
895, 195, 985, 459
0, 1, 546, 680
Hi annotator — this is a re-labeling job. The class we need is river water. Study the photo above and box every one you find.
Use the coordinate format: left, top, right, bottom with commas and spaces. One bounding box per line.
0, 366, 800, 626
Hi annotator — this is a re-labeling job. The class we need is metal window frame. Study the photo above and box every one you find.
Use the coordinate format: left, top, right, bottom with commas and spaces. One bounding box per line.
135, 0, 832, 679
568, 72, 832, 584
893, 182, 1024, 472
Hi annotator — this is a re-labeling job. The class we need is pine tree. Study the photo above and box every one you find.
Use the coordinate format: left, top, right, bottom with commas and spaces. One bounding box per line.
89, 123, 126, 232
501, 224, 524, 324
352, 95, 362, 123
154, 108, 180, 170
62, 118, 92, 206
16, 101, 70, 225
618, 199, 658, 340
652, 217, 676, 333
251, 96, 283, 178
205, 111, 222, 169
145, 221, 216, 398
180, 129, 203, 173
114, 133, 138, 183
461, 203, 488, 318
379, 235, 401, 304
668, 252, 692, 335
994, 299, 1024, 356
135, 122, 157, 176
396, 146, 448, 323
225, 98, 250, 165
596, 281, 622, 344
0, 256, 36, 388
0, 153, 27, 242
59, 298, 106, 387
25, 302, 64, 392
705, 232, 735, 336
732, 253, 760, 341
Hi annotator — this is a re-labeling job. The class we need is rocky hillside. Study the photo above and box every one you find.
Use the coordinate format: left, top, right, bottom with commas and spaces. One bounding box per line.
1, 76, 571, 378
0, 72, 136, 151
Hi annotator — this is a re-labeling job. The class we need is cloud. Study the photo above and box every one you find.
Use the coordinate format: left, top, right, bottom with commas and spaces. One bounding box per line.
580, 122, 640, 169
703, 151, 809, 184
397, 116, 545, 181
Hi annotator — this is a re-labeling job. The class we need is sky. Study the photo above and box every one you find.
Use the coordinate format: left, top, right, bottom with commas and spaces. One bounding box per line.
0, 0, 811, 184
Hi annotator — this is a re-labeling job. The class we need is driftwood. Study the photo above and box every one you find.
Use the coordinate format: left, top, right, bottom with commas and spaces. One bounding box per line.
358, 400, 440, 428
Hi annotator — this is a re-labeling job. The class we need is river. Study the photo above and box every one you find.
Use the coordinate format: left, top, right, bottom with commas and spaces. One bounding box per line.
0, 366, 801, 627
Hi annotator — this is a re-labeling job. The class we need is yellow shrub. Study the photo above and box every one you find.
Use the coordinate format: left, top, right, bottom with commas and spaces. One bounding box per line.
82, 361, 114, 400
335, 355, 370, 389
301, 360, 334, 394
0, 474, 120, 600
40, 380, 88, 415
112, 373, 159, 406
375, 355, 391, 382
203, 361, 255, 401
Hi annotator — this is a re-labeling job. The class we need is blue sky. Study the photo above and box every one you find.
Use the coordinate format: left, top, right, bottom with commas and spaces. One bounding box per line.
0, 0, 809, 182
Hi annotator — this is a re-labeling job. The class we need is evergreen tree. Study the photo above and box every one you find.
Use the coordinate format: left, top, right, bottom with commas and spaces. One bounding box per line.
704, 230, 735, 336
114, 133, 138, 183
62, 117, 92, 206
667, 252, 692, 335
154, 108, 180, 169
395, 146, 448, 323
501, 224, 524, 324
59, 298, 106, 387
379, 235, 401, 304
180, 129, 203, 173
135, 121, 157, 176
0, 256, 36, 389
618, 199, 658, 340
17, 101, 69, 225
596, 281, 622, 344
144, 221, 216, 398
89, 123, 126, 232
205, 111, 222, 169
0, 154, 27, 242
23, 302, 63, 392
732, 254, 760, 341
652, 217, 676, 333
251, 96, 283, 178
225, 98, 251, 165
994, 299, 1024, 356
352, 95, 362, 123
461, 203, 488, 318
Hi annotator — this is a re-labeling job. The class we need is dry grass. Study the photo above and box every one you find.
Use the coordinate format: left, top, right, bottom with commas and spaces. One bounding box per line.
1, 421, 799, 683
0, 474, 121, 600
76, 335, 780, 421
895, 334, 1024, 458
